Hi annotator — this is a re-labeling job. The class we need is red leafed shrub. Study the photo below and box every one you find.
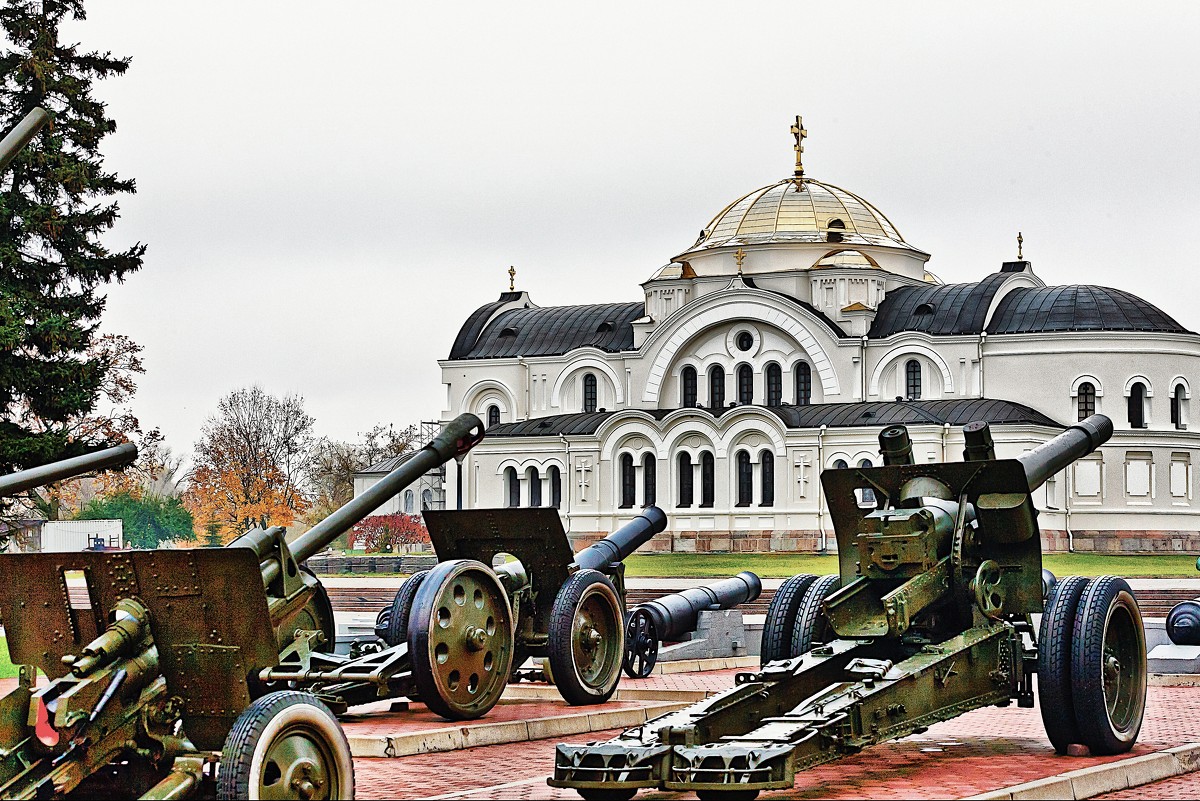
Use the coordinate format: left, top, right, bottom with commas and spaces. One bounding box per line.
351, 514, 429, 552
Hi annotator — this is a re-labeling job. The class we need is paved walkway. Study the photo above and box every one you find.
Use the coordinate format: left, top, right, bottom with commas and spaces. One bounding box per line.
1094, 772, 1200, 799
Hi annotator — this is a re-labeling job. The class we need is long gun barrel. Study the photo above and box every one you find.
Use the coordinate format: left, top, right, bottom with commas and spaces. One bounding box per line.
637, 572, 762, 642
572, 506, 667, 572
0, 107, 51, 173
0, 442, 138, 497
1018, 413, 1112, 491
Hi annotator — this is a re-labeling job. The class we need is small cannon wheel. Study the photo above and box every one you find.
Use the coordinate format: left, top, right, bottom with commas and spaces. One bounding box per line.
760, 574, 816, 666
1070, 575, 1147, 755
790, 574, 840, 657
972, 560, 1004, 620
1038, 574, 1090, 753
622, 607, 659, 679
218, 690, 354, 800
549, 569, 624, 705
1167, 600, 1200, 645
383, 569, 429, 647
409, 559, 515, 720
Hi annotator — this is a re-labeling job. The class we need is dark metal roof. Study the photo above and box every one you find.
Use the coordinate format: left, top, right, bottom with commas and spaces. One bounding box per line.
485, 398, 1060, 437
448, 292, 526, 359
986, 285, 1191, 335
741, 277, 850, 338
868, 272, 1011, 338
449, 301, 644, 360
359, 451, 419, 474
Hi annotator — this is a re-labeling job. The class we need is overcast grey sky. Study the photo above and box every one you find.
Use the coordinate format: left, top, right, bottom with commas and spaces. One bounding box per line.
51, 1, 1200, 455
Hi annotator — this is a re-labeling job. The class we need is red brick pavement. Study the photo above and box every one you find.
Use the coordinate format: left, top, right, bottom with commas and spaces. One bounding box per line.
1094, 772, 1200, 800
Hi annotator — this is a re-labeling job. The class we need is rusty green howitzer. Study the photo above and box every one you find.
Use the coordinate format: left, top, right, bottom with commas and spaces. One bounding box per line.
551, 414, 1148, 801
0, 414, 486, 800
371, 504, 668, 713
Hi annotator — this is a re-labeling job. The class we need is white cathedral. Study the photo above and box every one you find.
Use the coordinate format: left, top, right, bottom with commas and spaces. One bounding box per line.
431, 118, 1200, 554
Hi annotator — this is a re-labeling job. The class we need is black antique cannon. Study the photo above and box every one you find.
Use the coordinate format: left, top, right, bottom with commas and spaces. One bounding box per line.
552, 415, 1147, 800
623, 572, 762, 678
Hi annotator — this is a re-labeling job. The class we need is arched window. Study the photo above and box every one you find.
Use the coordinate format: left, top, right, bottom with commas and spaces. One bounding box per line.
737, 364, 753, 405
760, 450, 774, 507
709, 366, 725, 409
1172, 384, 1188, 430
765, 363, 782, 407
487, 405, 500, 428
421, 489, 433, 510
403, 489, 414, 513
505, 467, 519, 508
795, 362, 812, 406
1129, 382, 1147, 429
681, 366, 698, 407
528, 467, 542, 507
1077, 381, 1096, 421
677, 452, 693, 508
549, 466, 562, 509
905, 359, 922, 400
833, 458, 849, 470
619, 453, 635, 508
856, 458, 876, 507
583, 373, 598, 413
735, 450, 752, 507
643, 453, 656, 506
700, 452, 715, 508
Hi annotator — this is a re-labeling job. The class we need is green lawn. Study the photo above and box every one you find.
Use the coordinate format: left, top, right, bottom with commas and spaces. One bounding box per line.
0, 637, 19, 679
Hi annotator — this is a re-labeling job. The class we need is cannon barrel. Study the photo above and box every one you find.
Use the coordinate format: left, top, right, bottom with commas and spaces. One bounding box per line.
0, 107, 51, 173
0, 442, 138, 497
572, 505, 667, 572
1017, 413, 1112, 491
638, 572, 762, 642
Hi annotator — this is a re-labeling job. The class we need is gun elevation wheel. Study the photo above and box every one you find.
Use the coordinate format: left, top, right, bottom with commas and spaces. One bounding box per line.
218, 690, 354, 800
791, 574, 839, 657
383, 569, 429, 647
409, 559, 515, 720
622, 607, 659, 678
760, 573, 816, 665
1071, 575, 1147, 755
549, 569, 624, 705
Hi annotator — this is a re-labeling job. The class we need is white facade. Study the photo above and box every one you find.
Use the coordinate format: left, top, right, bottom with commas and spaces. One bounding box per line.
39, 519, 123, 552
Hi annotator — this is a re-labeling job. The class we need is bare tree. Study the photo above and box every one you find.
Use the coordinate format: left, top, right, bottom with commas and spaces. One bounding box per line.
306, 423, 419, 524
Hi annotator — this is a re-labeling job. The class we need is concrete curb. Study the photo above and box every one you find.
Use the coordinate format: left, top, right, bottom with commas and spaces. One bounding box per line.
967, 742, 1200, 800
651, 655, 758, 673
502, 684, 710, 703
347, 700, 687, 758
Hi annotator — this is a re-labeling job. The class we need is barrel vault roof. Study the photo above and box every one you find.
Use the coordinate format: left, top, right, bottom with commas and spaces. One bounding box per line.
449, 301, 645, 360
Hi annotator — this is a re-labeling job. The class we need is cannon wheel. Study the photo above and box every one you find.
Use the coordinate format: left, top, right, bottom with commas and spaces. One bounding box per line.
409, 559, 515, 720
790, 574, 839, 657
1038, 574, 1090, 753
1071, 575, 1147, 755
622, 607, 659, 679
549, 569, 624, 705
760, 574, 816, 665
383, 569, 429, 647
217, 690, 354, 800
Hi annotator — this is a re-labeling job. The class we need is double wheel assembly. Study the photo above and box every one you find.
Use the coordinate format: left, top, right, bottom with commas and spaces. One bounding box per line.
760, 573, 840, 664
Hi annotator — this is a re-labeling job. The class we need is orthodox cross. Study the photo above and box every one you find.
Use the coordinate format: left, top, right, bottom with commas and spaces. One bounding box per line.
1017, 232, 1023, 260
735, 248, 746, 274
794, 454, 810, 497
576, 459, 592, 502
508, 265, 516, 291
790, 115, 807, 180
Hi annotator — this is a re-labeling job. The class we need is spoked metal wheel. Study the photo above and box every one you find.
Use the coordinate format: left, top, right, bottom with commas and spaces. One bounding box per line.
409, 559, 515, 720
1071, 575, 1147, 755
622, 607, 659, 678
218, 690, 354, 800
549, 569, 624, 705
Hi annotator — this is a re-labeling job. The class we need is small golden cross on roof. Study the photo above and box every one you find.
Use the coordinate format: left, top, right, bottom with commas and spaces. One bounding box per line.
790, 115, 807, 179
1017, 232, 1023, 260
735, 248, 746, 274
508, 265, 516, 291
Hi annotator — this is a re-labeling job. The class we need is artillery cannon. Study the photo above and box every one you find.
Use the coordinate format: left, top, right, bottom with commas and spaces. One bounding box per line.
375, 505, 667, 711
0, 106, 51, 173
551, 414, 1148, 800
622, 572, 762, 678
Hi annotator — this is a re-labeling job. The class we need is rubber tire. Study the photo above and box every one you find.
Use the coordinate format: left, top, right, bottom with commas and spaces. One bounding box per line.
1071, 575, 1147, 755
384, 570, 429, 647
548, 569, 624, 706
760, 574, 817, 666
1037, 574, 1090, 754
218, 690, 354, 800
790, 574, 840, 657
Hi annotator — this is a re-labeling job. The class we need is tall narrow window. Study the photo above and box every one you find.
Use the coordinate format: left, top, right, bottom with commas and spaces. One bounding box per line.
1077, 381, 1096, 421
857, 458, 876, 506
620, 453, 635, 508
487, 405, 500, 428
1172, 385, 1187, 430
765, 363, 782, 406
505, 467, 519, 508
549, 466, 562, 509
404, 489, 414, 513
760, 450, 774, 507
421, 489, 433, 510
709, 366, 725, 409
700, 452, 715, 508
677, 452, 693, 507
583, 373, 598, 413
737, 364, 753, 405
905, 359, 922, 400
736, 450, 752, 506
795, 362, 812, 406
643, 453, 656, 506
1129, 382, 1147, 429
681, 366, 697, 407
528, 467, 542, 507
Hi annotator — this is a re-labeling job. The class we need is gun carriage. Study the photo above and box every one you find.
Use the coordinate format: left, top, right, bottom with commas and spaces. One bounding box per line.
551, 414, 1147, 801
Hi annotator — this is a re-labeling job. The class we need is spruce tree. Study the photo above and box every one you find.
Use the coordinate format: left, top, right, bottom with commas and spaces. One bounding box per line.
0, 0, 144, 471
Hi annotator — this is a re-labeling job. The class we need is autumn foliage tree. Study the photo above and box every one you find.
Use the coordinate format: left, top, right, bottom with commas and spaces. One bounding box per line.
350, 513, 429, 553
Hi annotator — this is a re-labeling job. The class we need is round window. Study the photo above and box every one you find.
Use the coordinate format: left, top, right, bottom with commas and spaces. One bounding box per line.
736, 332, 754, 352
